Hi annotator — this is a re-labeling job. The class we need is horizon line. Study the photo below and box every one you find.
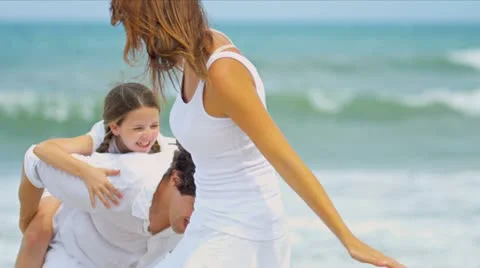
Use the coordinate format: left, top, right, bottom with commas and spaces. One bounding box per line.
1, 18, 480, 25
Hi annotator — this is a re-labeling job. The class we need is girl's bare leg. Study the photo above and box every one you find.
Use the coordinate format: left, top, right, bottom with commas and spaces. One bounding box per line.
15, 196, 61, 268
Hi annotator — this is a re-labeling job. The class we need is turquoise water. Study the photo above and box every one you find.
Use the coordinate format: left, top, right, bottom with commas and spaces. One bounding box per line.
1, 21, 479, 267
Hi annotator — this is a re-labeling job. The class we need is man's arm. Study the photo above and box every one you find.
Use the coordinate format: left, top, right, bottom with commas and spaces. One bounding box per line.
23, 145, 120, 213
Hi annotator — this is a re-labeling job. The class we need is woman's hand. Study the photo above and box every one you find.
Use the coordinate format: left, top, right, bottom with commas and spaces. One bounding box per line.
81, 167, 123, 208
345, 236, 406, 268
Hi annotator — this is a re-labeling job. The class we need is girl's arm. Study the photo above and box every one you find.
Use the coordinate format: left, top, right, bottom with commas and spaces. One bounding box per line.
33, 133, 122, 208
33, 135, 95, 177
23, 145, 122, 212
33, 120, 105, 176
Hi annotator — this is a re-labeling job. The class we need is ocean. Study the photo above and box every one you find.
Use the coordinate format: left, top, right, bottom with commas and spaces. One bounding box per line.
0, 21, 479, 267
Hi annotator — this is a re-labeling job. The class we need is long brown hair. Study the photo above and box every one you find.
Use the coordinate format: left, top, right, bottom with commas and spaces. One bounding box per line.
97, 82, 161, 153
110, 0, 214, 98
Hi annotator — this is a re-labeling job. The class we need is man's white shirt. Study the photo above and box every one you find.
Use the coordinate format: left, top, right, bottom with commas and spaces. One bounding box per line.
23, 137, 182, 268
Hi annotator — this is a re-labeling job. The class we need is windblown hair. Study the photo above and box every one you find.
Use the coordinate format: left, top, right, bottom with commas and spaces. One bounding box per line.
110, 0, 214, 98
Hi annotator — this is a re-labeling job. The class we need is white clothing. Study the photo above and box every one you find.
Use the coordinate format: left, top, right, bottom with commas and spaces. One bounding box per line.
43, 206, 85, 268
169, 34, 287, 241
136, 227, 182, 268
43, 244, 84, 268
39, 120, 176, 226
151, 219, 291, 268
23, 142, 182, 268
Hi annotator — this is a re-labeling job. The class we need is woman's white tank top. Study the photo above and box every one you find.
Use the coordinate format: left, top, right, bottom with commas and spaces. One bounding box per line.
169, 31, 287, 240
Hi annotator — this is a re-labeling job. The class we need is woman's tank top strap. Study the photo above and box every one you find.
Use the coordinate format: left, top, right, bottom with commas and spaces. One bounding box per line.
210, 44, 237, 56
209, 28, 237, 56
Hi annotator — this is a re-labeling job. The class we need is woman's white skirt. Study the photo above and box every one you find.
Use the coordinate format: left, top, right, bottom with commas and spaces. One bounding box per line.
150, 221, 291, 268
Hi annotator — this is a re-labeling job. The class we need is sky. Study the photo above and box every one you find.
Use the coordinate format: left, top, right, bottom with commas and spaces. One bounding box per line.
0, 1, 478, 23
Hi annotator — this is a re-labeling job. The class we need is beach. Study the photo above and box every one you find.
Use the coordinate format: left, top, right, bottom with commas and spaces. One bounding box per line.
1, 21, 479, 267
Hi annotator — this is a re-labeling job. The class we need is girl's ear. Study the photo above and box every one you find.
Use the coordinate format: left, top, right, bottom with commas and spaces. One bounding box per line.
109, 122, 120, 136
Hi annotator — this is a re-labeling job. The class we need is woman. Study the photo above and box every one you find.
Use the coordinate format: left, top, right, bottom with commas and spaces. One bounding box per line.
110, 1, 406, 267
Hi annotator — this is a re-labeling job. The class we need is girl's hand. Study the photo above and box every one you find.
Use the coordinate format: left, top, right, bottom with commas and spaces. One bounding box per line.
81, 167, 122, 208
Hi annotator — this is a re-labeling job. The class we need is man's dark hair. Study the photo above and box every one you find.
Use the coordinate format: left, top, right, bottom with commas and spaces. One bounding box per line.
164, 142, 196, 196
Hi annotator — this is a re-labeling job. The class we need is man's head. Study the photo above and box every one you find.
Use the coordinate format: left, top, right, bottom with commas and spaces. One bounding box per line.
151, 143, 196, 234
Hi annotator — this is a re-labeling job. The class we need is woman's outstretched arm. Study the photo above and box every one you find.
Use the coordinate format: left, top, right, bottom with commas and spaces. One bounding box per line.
207, 58, 405, 268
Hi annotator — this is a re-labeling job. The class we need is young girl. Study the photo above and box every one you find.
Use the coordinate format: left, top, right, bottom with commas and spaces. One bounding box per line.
110, 1, 405, 267
16, 82, 175, 268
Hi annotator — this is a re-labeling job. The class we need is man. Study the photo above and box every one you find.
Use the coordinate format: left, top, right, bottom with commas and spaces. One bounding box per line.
19, 142, 196, 267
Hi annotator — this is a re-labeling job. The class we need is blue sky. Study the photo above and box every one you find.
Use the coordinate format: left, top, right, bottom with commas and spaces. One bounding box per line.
0, 1, 478, 23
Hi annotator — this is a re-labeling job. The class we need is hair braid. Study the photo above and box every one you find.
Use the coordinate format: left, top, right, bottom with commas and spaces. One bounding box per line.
96, 127, 114, 153
150, 139, 161, 153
